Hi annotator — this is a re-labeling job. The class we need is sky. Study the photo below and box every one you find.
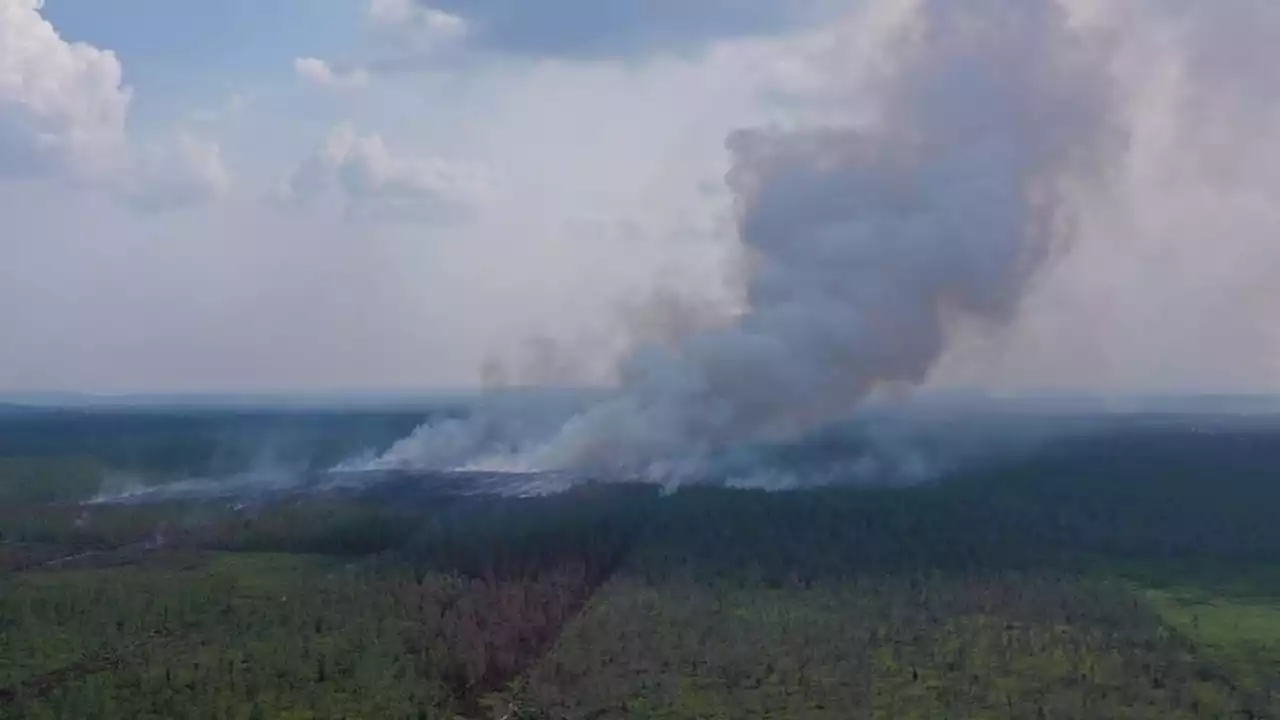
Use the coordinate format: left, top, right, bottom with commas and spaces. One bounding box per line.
2, 0, 1280, 396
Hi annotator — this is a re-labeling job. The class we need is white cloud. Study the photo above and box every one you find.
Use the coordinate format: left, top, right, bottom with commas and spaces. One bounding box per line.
282, 123, 489, 222
292, 2, 467, 87
363, 0, 469, 74
123, 133, 230, 212
3, 0, 779, 392
0, 0, 227, 210
0, 0, 131, 177
0, 0, 804, 392
293, 57, 370, 89
368, 0, 467, 40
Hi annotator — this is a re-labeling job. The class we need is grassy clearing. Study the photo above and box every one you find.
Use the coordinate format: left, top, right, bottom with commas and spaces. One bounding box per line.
1095, 559, 1280, 716
1144, 590, 1280, 652
1142, 587, 1280, 713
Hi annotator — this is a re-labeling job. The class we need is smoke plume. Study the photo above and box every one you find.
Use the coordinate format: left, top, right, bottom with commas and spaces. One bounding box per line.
372, 0, 1123, 480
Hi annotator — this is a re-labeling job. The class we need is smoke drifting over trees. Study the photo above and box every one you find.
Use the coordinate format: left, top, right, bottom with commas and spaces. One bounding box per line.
376, 0, 1121, 478
368, 0, 1280, 484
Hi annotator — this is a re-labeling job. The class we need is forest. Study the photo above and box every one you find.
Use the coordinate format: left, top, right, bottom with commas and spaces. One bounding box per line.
1, 405, 1279, 718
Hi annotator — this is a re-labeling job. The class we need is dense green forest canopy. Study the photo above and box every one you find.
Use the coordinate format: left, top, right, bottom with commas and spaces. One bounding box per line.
2, 406, 1279, 718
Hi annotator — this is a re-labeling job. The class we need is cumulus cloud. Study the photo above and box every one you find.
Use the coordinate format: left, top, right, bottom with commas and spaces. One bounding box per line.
282, 123, 489, 222
293, 57, 370, 89
0, 0, 227, 210
368, 0, 467, 40
292, 1, 468, 84
0, 0, 131, 177
1, 8, 772, 394
123, 133, 230, 212
362, 0, 469, 73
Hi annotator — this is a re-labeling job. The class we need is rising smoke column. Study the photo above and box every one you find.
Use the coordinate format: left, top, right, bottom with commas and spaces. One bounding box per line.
376, 0, 1123, 479
515, 0, 1121, 475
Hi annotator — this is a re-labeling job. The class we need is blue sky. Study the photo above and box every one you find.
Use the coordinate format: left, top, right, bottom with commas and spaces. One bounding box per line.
2, 0, 1279, 394
42, 1, 360, 118
39, 0, 822, 92
0, 0, 816, 392
426, 0, 826, 58
43, 1, 358, 75
30, 0, 829, 163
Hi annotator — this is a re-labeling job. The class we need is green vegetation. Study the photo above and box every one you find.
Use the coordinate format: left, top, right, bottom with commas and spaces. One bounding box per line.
3, 409, 1280, 717
516, 574, 1238, 719
1, 553, 605, 718
1100, 561, 1280, 717
0, 406, 433, 486
0, 456, 104, 505
2, 554, 456, 718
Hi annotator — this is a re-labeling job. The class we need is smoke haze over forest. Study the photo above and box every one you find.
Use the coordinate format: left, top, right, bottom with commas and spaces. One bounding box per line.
356, 0, 1280, 479
7, 5, 1280, 718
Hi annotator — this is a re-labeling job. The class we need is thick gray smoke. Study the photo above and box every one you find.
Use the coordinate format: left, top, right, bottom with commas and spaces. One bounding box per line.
370, 0, 1122, 480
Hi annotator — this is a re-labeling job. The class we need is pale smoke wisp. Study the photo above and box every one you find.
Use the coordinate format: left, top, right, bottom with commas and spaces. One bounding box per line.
371, 0, 1122, 481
